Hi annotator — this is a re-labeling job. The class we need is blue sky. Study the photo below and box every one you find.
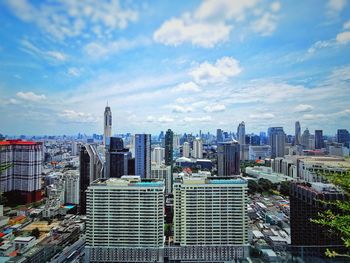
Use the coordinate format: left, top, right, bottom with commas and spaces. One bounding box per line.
0, 0, 349, 136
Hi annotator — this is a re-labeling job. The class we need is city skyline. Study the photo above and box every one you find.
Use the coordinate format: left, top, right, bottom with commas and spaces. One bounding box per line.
0, 0, 350, 135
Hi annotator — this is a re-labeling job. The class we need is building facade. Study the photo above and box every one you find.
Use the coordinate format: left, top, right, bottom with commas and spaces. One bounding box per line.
268, 127, 286, 158
192, 138, 203, 159
134, 134, 151, 178
103, 105, 112, 146
217, 141, 240, 176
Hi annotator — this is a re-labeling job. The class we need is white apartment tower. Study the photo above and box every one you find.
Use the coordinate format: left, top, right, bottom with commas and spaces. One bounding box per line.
86, 176, 164, 262
182, 142, 190, 158
151, 147, 165, 165
192, 138, 203, 159
63, 170, 79, 204
172, 177, 249, 260
103, 104, 112, 145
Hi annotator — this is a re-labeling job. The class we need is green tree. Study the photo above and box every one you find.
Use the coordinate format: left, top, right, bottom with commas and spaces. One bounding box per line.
311, 171, 350, 257
31, 227, 40, 239
248, 180, 260, 194
279, 181, 291, 196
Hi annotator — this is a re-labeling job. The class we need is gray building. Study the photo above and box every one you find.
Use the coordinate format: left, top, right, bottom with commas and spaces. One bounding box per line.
268, 127, 286, 158
135, 134, 151, 178
217, 141, 240, 176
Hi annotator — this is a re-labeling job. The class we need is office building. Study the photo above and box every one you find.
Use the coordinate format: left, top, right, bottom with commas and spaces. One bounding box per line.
85, 176, 164, 262
268, 127, 286, 158
135, 134, 151, 178
164, 129, 173, 166
106, 137, 131, 179
217, 129, 223, 143
290, 182, 346, 259
151, 164, 172, 194
152, 147, 165, 165
295, 121, 301, 145
337, 129, 350, 148
248, 145, 271, 160
314, 130, 324, 149
301, 128, 311, 149
79, 144, 104, 214
237, 121, 246, 145
172, 177, 249, 261
63, 170, 79, 205
0, 140, 43, 204
217, 141, 240, 176
192, 138, 203, 159
103, 104, 112, 145
182, 142, 190, 158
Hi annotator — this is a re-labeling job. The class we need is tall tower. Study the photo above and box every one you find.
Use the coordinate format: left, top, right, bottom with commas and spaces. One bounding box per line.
164, 129, 174, 166
237, 121, 246, 145
217, 141, 240, 176
135, 134, 151, 178
192, 138, 203, 159
103, 104, 112, 145
295, 121, 301, 145
268, 127, 286, 158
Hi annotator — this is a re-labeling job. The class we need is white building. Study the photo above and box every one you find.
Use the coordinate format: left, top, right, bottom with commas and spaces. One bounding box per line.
151, 164, 172, 194
173, 177, 249, 261
173, 134, 181, 150
151, 147, 165, 165
182, 142, 190, 158
192, 138, 203, 159
63, 170, 79, 204
86, 176, 164, 262
249, 145, 271, 160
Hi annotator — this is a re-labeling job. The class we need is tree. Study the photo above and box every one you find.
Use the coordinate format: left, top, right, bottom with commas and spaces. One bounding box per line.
248, 180, 260, 194
279, 181, 291, 196
311, 171, 350, 258
31, 227, 40, 239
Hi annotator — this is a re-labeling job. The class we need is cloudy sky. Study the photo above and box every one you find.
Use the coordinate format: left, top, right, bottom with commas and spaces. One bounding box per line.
0, 0, 350, 136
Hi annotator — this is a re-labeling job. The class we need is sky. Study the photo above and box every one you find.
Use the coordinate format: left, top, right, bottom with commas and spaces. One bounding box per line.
0, 0, 350, 136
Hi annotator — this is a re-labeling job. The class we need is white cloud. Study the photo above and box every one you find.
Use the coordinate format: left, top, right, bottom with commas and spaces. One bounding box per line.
16, 91, 46, 102
171, 82, 201, 93
153, 16, 231, 48
158, 115, 175, 123
146, 115, 156, 123
294, 104, 314, 113
153, 0, 279, 48
302, 113, 326, 120
327, 0, 347, 13
204, 104, 226, 113
171, 105, 193, 113
84, 37, 150, 59
336, 31, 350, 44
183, 116, 212, 123
58, 110, 97, 123
4, 0, 138, 40
251, 12, 278, 36
68, 67, 81, 77
20, 39, 67, 62
249, 113, 275, 119
190, 57, 242, 85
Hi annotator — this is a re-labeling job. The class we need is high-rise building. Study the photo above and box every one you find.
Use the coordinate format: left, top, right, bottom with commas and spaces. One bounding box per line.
173, 177, 249, 261
337, 129, 350, 148
151, 164, 172, 194
63, 170, 79, 205
135, 134, 151, 178
268, 127, 286, 158
217, 141, 240, 176
173, 134, 181, 150
106, 137, 131, 179
237, 121, 246, 145
85, 176, 164, 262
315, 130, 324, 149
0, 140, 43, 205
182, 142, 190, 158
192, 138, 203, 159
295, 121, 301, 145
290, 182, 346, 259
216, 129, 223, 143
301, 128, 310, 149
103, 104, 112, 145
164, 129, 173, 166
151, 147, 165, 165
79, 144, 104, 214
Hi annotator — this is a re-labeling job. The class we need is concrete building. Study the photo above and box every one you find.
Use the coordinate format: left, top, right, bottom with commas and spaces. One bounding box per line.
103, 104, 112, 146
152, 147, 165, 165
164, 129, 174, 167
63, 170, 79, 205
85, 176, 164, 262
0, 140, 43, 204
237, 121, 246, 145
314, 130, 323, 149
134, 134, 151, 178
192, 138, 203, 159
337, 129, 350, 148
182, 142, 190, 158
151, 164, 172, 194
295, 121, 301, 145
248, 145, 271, 160
268, 127, 286, 158
173, 177, 249, 261
217, 141, 240, 176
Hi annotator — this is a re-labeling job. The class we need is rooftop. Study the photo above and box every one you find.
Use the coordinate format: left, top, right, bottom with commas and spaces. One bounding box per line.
0, 140, 40, 146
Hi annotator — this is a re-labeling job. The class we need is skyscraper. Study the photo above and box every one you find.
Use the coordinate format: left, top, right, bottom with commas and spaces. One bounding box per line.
86, 176, 164, 262
337, 129, 350, 148
301, 128, 311, 149
182, 142, 190, 158
0, 140, 43, 205
216, 129, 223, 143
295, 121, 301, 145
217, 141, 240, 176
151, 147, 165, 165
315, 130, 324, 149
164, 129, 173, 166
103, 104, 112, 145
290, 182, 346, 259
268, 127, 286, 158
173, 177, 249, 261
192, 138, 203, 159
135, 134, 151, 178
106, 137, 131, 179
237, 121, 246, 145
